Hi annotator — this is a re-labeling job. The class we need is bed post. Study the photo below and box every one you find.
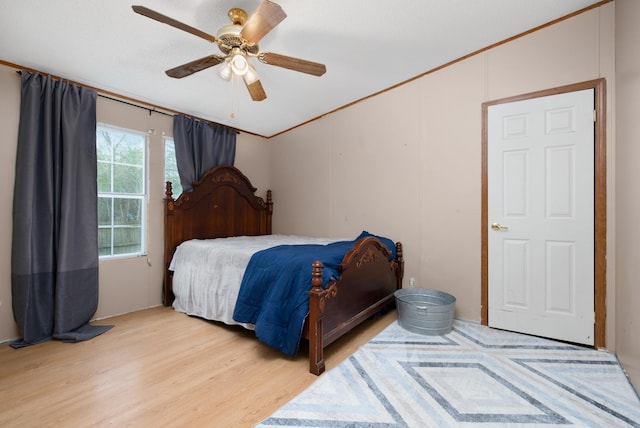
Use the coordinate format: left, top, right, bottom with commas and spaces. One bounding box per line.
163, 181, 176, 306
265, 190, 273, 235
395, 242, 404, 289
308, 261, 326, 375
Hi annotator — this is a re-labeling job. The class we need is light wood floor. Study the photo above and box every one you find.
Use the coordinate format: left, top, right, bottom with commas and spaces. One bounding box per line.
0, 306, 396, 427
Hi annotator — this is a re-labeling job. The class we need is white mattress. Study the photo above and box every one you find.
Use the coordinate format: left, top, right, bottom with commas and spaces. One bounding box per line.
170, 234, 340, 328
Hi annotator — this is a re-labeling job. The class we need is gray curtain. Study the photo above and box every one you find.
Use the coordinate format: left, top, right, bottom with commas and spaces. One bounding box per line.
173, 114, 236, 193
11, 71, 112, 348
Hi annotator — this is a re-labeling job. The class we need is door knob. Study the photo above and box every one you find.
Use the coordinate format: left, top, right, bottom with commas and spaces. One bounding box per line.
491, 223, 509, 231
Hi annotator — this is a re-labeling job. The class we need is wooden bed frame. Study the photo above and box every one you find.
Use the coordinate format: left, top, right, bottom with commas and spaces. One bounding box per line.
163, 164, 404, 375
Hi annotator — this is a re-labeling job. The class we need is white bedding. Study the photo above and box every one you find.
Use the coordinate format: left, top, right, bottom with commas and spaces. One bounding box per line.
169, 234, 341, 328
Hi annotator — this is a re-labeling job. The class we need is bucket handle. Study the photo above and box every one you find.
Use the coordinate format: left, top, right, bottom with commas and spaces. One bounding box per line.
416, 305, 428, 311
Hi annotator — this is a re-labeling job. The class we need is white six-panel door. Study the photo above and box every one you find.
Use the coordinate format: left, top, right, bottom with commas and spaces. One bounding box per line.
487, 89, 595, 346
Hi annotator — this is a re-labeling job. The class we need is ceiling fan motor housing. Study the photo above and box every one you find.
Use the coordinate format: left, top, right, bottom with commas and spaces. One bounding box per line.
216, 8, 259, 56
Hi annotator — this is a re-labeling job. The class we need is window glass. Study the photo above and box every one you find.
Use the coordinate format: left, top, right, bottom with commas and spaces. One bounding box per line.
97, 125, 147, 258
164, 138, 182, 197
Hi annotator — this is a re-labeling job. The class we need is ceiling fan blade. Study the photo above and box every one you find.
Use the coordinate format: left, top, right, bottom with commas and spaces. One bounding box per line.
258, 52, 326, 76
165, 55, 225, 78
244, 78, 267, 102
132, 5, 217, 43
240, 0, 287, 44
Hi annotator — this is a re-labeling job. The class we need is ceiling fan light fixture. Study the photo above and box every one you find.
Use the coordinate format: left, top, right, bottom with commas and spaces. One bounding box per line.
243, 64, 259, 85
218, 61, 232, 81
230, 51, 249, 76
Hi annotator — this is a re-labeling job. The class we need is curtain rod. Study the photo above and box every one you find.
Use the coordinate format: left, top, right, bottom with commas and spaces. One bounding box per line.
97, 93, 172, 117
13, 69, 241, 133
15, 70, 172, 117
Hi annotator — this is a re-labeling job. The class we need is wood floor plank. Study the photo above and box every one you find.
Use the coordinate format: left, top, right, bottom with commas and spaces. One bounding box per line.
0, 306, 396, 427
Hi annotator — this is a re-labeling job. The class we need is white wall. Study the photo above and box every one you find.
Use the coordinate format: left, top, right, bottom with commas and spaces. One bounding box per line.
269, 5, 616, 340
614, 0, 640, 387
0, 66, 20, 341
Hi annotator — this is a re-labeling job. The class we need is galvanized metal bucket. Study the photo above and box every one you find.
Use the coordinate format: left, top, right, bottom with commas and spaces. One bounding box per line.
394, 288, 456, 335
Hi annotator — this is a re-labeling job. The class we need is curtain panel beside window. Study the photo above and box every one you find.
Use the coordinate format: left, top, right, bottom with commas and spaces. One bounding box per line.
172, 114, 236, 193
11, 71, 112, 347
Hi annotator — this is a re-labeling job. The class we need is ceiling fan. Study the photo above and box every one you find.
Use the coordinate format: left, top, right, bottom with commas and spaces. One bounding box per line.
132, 0, 326, 102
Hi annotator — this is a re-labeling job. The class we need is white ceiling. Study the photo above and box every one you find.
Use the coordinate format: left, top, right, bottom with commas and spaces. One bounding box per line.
0, 0, 602, 137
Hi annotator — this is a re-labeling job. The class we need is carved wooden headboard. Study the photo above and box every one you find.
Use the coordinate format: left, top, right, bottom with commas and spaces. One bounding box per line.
163, 164, 273, 304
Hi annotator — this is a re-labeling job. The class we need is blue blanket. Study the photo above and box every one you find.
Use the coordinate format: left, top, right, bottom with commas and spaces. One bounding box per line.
232, 231, 396, 356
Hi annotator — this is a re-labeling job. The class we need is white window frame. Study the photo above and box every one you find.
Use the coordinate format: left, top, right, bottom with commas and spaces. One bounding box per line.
97, 124, 148, 260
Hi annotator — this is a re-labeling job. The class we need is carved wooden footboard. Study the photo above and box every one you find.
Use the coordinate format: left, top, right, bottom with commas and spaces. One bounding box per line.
307, 237, 404, 375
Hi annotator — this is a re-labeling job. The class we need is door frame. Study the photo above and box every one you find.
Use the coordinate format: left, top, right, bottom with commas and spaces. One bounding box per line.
481, 78, 607, 348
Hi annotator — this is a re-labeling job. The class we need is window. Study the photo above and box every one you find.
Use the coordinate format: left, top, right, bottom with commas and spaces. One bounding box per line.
164, 137, 182, 197
97, 125, 147, 258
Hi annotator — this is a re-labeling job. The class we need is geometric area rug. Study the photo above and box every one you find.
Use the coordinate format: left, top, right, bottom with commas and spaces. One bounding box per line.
256, 320, 640, 427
